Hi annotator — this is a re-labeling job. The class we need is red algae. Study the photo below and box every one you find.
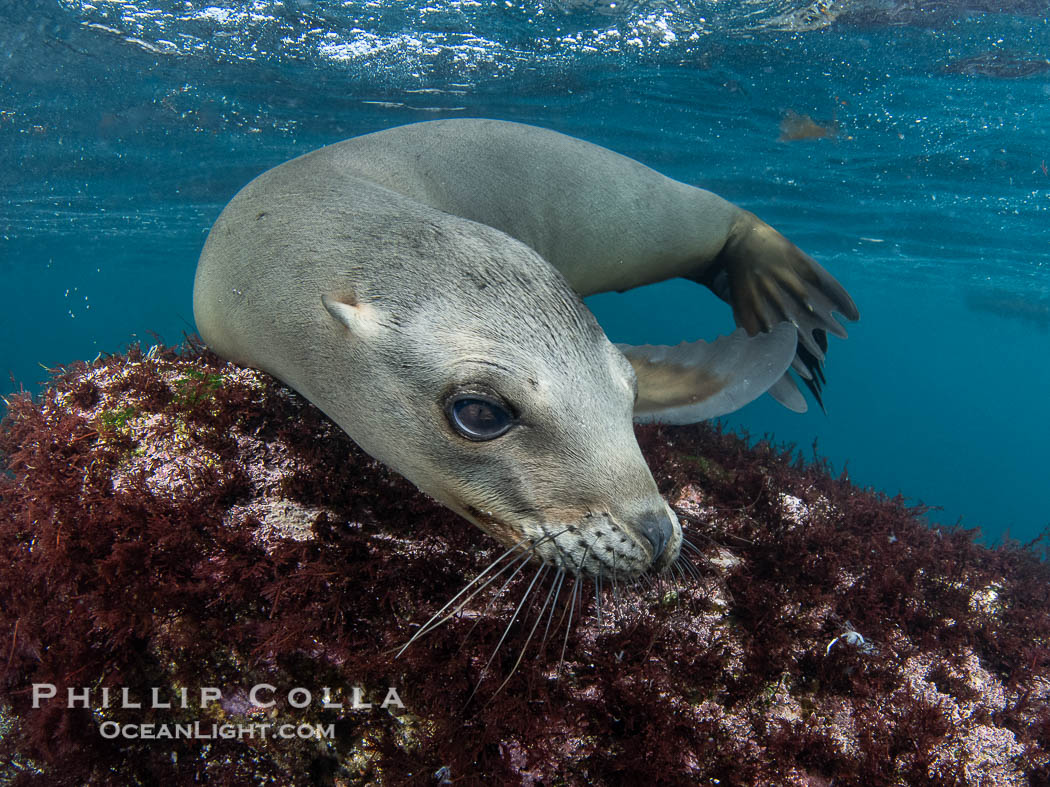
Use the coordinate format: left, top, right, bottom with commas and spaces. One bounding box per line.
1, 344, 1047, 785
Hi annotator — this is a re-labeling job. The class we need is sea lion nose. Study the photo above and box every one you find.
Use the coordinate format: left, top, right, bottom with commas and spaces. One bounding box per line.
637, 510, 674, 563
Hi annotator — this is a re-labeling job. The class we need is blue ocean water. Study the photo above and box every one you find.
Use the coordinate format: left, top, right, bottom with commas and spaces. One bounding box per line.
1, 1, 1048, 543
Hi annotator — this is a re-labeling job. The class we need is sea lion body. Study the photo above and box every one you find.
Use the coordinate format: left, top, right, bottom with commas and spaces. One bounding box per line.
194, 119, 858, 578
310, 119, 737, 296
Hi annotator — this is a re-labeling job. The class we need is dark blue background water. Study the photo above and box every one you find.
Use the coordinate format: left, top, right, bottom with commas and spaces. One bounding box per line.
2, 0, 1048, 543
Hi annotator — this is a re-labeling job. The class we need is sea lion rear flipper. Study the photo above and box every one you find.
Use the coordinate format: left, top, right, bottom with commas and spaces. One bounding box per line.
766, 374, 808, 413
693, 211, 859, 412
619, 322, 798, 424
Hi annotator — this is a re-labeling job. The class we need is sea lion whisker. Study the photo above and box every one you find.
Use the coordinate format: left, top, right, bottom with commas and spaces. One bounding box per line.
634, 573, 655, 606
395, 552, 529, 657
680, 536, 704, 556
681, 560, 696, 582
614, 559, 647, 619
490, 563, 564, 699
449, 525, 571, 651
450, 525, 572, 654
452, 549, 542, 657
658, 566, 676, 605
545, 570, 578, 660
669, 565, 685, 602
395, 535, 544, 656
683, 559, 702, 582
540, 568, 567, 648
623, 573, 637, 597
536, 524, 574, 570
670, 562, 684, 586
646, 570, 661, 596
680, 558, 697, 583
557, 577, 581, 681
612, 555, 643, 621
676, 553, 702, 581
573, 529, 599, 577
568, 530, 602, 624
594, 573, 602, 626
467, 563, 549, 706
687, 554, 703, 579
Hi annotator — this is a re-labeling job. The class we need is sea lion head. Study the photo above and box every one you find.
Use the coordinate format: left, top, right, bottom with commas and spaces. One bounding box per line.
320, 219, 681, 580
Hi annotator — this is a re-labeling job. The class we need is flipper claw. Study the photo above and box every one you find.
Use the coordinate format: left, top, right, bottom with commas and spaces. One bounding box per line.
695, 210, 858, 412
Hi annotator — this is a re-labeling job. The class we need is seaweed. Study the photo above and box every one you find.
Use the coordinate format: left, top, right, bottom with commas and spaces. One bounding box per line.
1, 344, 1047, 785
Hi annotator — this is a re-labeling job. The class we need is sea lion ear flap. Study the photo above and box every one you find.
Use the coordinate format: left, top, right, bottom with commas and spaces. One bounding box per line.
618, 322, 798, 424
322, 291, 382, 338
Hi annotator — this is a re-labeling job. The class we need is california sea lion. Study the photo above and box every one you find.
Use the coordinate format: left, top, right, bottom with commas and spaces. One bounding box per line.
193, 119, 858, 580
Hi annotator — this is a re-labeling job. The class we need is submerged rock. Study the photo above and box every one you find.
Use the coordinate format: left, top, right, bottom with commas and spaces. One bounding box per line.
1, 344, 1048, 785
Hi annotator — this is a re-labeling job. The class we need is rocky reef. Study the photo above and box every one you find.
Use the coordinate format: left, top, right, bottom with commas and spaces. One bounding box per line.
1, 344, 1048, 785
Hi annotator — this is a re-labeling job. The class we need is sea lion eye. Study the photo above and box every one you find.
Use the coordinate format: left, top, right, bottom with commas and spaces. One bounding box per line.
446, 394, 514, 441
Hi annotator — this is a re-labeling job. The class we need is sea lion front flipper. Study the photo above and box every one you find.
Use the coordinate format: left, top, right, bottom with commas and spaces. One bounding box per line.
693, 210, 859, 412
619, 322, 798, 425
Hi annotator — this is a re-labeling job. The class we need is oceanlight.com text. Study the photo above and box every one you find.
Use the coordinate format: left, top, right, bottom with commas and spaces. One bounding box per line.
98, 721, 334, 741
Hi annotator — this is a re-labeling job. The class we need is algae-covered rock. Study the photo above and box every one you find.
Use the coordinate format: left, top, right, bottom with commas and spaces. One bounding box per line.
1, 344, 1048, 785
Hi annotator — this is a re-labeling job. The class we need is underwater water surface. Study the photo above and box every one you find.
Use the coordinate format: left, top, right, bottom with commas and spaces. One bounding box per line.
1, 0, 1048, 543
